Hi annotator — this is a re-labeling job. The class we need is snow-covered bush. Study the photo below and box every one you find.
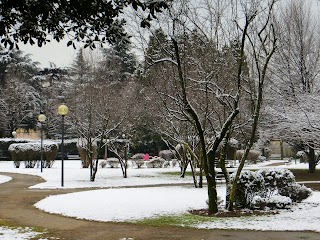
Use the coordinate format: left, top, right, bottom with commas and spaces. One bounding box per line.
230, 171, 265, 208
257, 168, 295, 196
159, 150, 175, 161
235, 150, 261, 163
252, 195, 292, 209
76, 139, 97, 168
146, 157, 165, 168
0, 138, 29, 160
99, 160, 107, 168
131, 153, 145, 168
258, 156, 267, 162
229, 138, 239, 148
8, 141, 58, 168
131, 153, 145, 160
279, 183, 312, 203
233, 169, 312, 210
296, 151, 308, 163
171, 159, 177, 167
106, 158, 119, 168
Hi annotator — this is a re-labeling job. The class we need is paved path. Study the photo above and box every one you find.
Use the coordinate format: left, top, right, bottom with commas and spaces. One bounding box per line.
0, 172, 320, 240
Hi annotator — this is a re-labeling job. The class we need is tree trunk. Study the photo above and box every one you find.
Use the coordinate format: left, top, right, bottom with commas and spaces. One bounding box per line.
308, 146, 316, 173
207, 151, 218, 214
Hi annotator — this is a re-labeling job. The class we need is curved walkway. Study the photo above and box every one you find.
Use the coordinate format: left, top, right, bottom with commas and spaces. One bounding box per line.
0, 172, 320, 240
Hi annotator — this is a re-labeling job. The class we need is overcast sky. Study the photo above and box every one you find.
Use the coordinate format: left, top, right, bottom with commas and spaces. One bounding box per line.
19, 0, 320, 69
19, 39, 77, 68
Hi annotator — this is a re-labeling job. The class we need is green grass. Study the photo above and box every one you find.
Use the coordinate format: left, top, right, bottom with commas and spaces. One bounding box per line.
161, 171, 195, 177
290, 169, 320, 182
135, 213, 214, 227
0, 219, 47, 239
289, 169, 320, 191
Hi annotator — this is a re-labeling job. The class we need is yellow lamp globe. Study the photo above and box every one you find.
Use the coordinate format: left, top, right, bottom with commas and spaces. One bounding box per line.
38, 114, 46, 122
58, 104, 69, 116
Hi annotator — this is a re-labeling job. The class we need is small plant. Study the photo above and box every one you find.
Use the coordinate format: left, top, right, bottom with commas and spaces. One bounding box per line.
131, 153, 145, 168
147, 157, 165, 168
159, 150, 175, 161
99, 160, 107, 168
107, 158, 120, 168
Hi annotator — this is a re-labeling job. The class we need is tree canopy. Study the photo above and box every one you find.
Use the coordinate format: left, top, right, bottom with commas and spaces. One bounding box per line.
0, 0, 169, 49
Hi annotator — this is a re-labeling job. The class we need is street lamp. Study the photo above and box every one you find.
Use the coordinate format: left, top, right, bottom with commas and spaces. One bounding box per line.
38, 114, 46, 172
58, 104, 69, 187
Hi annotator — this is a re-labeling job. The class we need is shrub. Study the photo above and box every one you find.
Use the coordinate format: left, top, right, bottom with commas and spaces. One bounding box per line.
146, 157, 165, 168
235, 150, 262, 163
0, 138, 29, 160
77, 139, 97, 168
171, 159, 177, 167
279, 183, 312, 202
8, 141, 58, 168
159, 150, 175, 161
99, 160, 107, 168
131, 153, 145, 168
106, 158, 119, 168
257, 168, 295, 196
131, 153, 145, 160
233, 169, 312, 210
252, 195, 292, 209
133, 159, 145, 168
62, 139, 78, 155
296, 151, 308, 163
230, 171, 265, 208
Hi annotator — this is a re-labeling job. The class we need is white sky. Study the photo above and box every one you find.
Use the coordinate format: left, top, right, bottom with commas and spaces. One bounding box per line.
20, 39, 78, 68
1, 159, 320, 232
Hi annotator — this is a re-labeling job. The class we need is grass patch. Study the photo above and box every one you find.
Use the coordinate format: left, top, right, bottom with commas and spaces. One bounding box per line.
290, 169, 320, 182
0, 219, 16, 228
161, 171, 194, 177
0, 219, 47, 236
135, 213, 214, 227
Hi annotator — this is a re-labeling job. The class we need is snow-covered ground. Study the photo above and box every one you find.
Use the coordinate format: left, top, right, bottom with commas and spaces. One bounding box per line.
1, 159, 320, 233
0, 175, 11, 184
0, 226, 45, 240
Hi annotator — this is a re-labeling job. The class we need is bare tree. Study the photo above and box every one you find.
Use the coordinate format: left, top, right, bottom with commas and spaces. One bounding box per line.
137, 0, 277, 214
261, 0, 320, 173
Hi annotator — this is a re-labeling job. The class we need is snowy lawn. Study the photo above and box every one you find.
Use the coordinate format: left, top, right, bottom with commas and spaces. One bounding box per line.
0, 175, 11, 184
0, 160, 194, 189
1, 159, 320, 232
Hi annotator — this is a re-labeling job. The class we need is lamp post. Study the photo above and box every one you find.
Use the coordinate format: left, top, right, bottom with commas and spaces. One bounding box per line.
58, 104, 69, 187
38, 114, 46, 172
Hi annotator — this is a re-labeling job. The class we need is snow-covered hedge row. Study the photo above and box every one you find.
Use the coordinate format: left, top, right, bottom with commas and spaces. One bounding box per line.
8, 141, 58, 168
0, 138, 29, 160
231, 168, 312, 210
